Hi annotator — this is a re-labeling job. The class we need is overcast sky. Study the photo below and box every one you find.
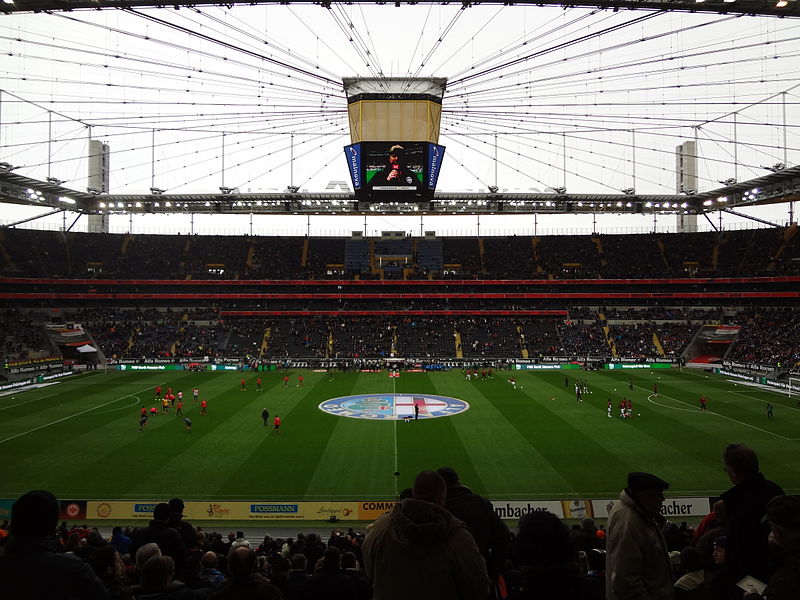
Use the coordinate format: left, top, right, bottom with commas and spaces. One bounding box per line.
1, 3, 798, 235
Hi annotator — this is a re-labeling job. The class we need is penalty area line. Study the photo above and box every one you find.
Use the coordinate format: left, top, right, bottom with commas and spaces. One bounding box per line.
646, 394, 792, 441
0, 386, 155, 446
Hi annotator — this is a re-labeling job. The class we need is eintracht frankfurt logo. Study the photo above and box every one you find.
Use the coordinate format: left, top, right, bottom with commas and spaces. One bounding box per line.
319, 393, 469, 420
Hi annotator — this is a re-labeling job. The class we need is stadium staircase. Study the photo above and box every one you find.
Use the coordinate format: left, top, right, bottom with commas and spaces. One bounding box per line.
652, 333, 666, 357
327, 331, 334, 358
454, 330, 463, 358
301, 239, 309, 268
478, 238, 486, 273
120, 234, 133, 256
391, 326, 398, 356
594, 236, 606, 270
245, 244, 255, 269
656, 238, 670, 270
259, 327, 271, 357
599, 313, 618, 358
0, 232, 16, 271
768, 223, 798, 270
517, 324, 529, 359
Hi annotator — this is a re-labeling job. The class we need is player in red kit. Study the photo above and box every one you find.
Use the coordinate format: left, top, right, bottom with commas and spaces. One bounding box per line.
274, 415, 281, 434
240, 378, 246, 391
283, 375, 289, 388
256, 377, 262, 391
700, 395, 707, 411
297, 375, 303, 387
176, 400, 183, 416
155, 386, 162, 399
200, 399, 208, 415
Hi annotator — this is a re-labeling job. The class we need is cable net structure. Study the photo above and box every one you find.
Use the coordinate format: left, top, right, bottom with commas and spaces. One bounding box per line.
0, 3, 798, 231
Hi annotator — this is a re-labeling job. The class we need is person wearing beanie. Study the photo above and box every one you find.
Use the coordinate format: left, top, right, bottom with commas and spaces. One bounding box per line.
606, 472, 673, 600
0, 490, 108, 599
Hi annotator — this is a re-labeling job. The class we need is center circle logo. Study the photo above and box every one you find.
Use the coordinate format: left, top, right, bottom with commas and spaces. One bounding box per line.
319, 393, 469, 420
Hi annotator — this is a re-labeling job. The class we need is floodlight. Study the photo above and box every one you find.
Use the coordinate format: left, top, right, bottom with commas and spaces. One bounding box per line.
59, 197, 76, 205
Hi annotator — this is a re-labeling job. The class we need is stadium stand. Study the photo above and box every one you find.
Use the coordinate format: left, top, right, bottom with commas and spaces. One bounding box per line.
1, 229, 798, 370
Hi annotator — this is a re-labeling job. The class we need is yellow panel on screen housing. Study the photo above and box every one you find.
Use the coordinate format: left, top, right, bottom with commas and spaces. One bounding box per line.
348, 100, 442, 144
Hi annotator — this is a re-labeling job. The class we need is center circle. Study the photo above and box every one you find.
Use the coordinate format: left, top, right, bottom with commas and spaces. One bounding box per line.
319, 393, 470, 420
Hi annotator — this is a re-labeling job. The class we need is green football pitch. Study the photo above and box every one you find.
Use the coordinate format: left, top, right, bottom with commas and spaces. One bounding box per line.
1, 368, 798, 502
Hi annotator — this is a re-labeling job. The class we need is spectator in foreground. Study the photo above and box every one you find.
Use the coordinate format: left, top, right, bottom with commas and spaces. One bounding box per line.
720, 443, 784, 583
437, 466, 511, 582
129, 503, 188, 576
606, 472, 673, 600
743, 495, 800, 600
0, 489, 108, 600
508, 509, 591, 599
362, 469, 489, 600
89, 545, 133, 600
208, 547, 281, 600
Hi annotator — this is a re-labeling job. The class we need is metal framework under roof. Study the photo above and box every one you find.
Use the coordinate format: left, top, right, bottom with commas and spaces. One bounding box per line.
2, 166, 799, 220
1, 1, 799, 19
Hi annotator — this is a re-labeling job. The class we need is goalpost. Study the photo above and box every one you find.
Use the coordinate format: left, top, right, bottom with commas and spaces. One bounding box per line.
789, 377, 800, 399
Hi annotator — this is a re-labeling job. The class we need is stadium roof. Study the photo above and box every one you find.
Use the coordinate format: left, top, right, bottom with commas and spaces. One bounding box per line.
2, 1, 799, 19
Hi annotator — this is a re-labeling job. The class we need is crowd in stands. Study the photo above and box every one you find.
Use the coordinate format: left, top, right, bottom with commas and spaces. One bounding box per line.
5, 227, 796, 281
1, 308, 48, 360
1, 444, 797, 600
5, 305, 799, 367
727, 309, 800, 368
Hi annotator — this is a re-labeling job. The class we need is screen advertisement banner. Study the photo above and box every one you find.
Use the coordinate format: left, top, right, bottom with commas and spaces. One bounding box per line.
426, 143, 446, 190
343, 143, 363, 190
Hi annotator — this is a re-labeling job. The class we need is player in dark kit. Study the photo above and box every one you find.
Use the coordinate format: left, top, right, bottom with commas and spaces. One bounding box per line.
184, 417, 192, 432
261, 408, 270, 426
138, 414, 148, 432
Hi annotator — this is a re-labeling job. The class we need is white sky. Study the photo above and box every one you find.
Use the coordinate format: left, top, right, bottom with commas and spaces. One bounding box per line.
1, 3, 798, 235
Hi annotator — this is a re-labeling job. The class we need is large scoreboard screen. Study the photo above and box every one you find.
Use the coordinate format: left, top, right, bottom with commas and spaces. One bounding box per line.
344, 141, 445, 201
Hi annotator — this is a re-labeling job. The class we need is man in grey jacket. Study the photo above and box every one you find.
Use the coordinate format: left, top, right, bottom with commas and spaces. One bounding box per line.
362, 470, 490, 600
606, 472, 673, 600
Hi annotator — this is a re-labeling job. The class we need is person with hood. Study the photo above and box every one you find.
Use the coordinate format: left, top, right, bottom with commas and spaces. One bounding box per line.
362, 469, 489, 600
